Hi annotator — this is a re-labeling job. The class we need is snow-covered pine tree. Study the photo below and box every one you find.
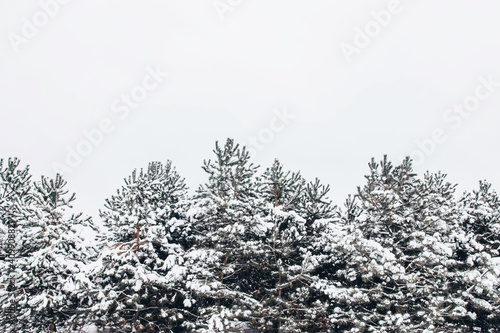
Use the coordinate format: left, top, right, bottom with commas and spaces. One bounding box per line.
185, 139, 263, 332
315, 156, 500, 332
288, 177, 337, 331
309, 195, 359, 332
460, 180, 500, 258
316, 156, 443, 331
0, 158, 33, 331
0, 173, 96, 332
454, 181, 500, 331
405, 170, 467, 331
317, 157, 423, 331
100, 160, 188, 246
0, 158, 32, 259
254, 159, 336, 332
385, 170, 498, 331
90, 161, 192, 332
254, 159, 306, 331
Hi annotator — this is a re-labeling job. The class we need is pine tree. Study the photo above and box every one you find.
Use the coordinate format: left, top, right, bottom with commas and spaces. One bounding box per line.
454, 181, 500, 331
186, 139, 263, 331
0, 173, 96, 332
0, 158, 32, 258
100, 160, 188, 245
254, 160, 336, 332
0, 158, 33, 331
460, 180, 500, 257
315, 156, 500, 332
90, 161, 192, 332
316, 156, 443, 331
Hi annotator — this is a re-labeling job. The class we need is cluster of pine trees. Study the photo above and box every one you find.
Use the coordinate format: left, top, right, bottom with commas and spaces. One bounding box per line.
1, 138, 499, 332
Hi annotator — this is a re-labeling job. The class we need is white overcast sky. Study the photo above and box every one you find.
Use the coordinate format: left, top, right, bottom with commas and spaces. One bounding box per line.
1, 1, 499, 220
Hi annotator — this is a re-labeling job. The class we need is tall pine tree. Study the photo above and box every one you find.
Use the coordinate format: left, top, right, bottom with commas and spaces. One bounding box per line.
186, 139, 263, 332
1, 172, 96, 332
255, 160, 336, 332
90, 161, 192, 332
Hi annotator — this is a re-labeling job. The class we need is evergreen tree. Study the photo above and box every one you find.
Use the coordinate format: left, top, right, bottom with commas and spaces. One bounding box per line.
100, 160, 188, 245
186, 139, 263, 331
0, 158, 32, 259
460, 180, 500, 257
255, 160, 336, 332
0, 173, 96, 332
0, 158, 33, 331
90, 161, 192, 332
315, 156, 500, 332
454, 181, 500, 331
316, 158, 407, 330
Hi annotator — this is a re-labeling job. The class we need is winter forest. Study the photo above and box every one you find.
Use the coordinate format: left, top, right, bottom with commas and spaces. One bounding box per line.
0, 138, 499, 333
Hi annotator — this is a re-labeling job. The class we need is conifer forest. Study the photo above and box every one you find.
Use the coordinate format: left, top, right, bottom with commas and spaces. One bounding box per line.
1, 138, 499, 333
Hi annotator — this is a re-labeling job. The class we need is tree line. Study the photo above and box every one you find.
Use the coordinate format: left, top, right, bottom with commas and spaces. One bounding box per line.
1, 138, 499, 332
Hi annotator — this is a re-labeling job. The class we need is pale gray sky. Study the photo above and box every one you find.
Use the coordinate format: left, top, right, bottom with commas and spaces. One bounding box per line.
1, 1, 499, 220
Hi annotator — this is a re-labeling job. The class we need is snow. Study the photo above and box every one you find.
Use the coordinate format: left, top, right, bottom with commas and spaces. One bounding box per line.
2, 151, 500, 332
